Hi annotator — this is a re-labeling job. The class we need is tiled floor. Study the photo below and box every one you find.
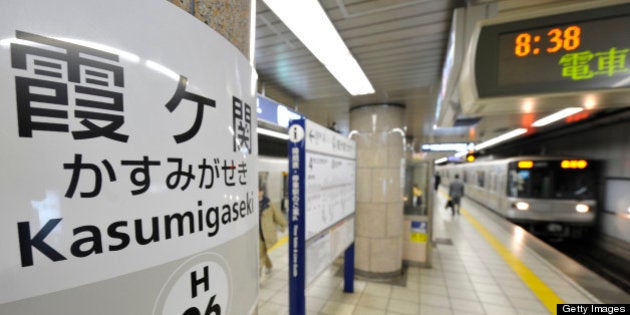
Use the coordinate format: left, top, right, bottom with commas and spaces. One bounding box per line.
257, 189, 601, 314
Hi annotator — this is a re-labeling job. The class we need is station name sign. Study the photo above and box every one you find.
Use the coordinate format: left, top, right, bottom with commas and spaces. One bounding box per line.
1, 1, 258, 313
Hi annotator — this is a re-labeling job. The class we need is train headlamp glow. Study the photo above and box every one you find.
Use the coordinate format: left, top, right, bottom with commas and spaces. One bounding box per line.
518, 160, 533, 169
561, 159, 588, 169
575, 203, 589, 213
515, 202, 530, 211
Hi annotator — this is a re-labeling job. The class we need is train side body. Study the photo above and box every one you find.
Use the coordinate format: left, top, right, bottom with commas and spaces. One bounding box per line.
438, 156, 597, 238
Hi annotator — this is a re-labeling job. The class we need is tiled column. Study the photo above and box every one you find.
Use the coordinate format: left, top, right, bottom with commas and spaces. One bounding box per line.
350, 104, 405, 278
168, 0, 252, 58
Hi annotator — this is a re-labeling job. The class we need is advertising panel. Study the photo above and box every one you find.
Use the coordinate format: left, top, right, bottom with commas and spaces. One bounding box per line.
0, 1, 258, 314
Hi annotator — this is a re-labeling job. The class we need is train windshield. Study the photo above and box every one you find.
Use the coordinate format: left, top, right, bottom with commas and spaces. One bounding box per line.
508, 161, 595, 199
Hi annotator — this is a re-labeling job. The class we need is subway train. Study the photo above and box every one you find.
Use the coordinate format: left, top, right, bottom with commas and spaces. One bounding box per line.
258, 156, 289, 213
438, 156, 597, 238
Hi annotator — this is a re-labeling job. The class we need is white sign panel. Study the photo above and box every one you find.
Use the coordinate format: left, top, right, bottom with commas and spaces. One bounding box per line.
303, 119, 356, 241
305, 217, 354, 285
0, 1, 258, 314
303, 119, 356, 284
305, 152, 356, 239
305, 120, 356, 159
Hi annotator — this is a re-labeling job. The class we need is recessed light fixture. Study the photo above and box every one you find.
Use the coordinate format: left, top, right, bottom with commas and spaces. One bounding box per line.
532, 107, 583, 127
475, 128, 528, 151
262, 0, 374, 95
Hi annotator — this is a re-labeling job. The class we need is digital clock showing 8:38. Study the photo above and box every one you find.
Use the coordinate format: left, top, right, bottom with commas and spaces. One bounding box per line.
475, 3, 630, 98
512, 25, 582, 57
497, 14, 630, 88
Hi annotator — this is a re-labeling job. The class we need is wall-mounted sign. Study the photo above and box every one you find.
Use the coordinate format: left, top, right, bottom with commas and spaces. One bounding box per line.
0, 1, 258, 314
410, 221, 428, 243
257, 94, 301, 128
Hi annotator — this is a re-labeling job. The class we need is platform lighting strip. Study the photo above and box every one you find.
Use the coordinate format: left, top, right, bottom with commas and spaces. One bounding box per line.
454, 150, 468, 158
532, 107, 584, 127
450, 108, 584, 160
422, 143, 472, 152
257, 127, 289, 140
434, 157, 448, 164
452, 128, 525, 158
475, 128, 528, 151
262, 0, 374, 96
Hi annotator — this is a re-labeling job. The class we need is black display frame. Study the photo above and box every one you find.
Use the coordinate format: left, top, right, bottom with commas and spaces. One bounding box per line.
475, 3, 630, 98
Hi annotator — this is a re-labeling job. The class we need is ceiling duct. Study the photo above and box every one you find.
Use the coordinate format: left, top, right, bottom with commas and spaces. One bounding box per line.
435, 4, 497, 127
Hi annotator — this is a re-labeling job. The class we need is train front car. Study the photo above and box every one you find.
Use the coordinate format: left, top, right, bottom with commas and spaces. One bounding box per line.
506, 158, 597, 238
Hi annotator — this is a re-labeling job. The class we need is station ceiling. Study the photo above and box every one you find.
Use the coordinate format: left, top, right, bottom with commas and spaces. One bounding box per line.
254, 0, 596, 149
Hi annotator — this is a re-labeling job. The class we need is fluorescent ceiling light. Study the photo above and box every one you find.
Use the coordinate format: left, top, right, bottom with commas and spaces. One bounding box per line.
257, 127, 289, 140
422, 143, 473, 152
263, 0, 374, 95
532, 107, 583, 127
454, 151, 468, 157
435, 157, 448, 164
475, 128, 527, 151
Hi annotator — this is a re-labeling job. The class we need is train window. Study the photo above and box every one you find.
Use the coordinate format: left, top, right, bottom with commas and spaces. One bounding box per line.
508, 161, 595, 199
463, 171, 468, 183
477, 171, 485, 187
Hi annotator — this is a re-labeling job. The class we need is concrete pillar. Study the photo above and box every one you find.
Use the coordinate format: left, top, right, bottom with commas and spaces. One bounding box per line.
350, 104, 405, 278
166, 0, 258, 312
168, 0, 252, 58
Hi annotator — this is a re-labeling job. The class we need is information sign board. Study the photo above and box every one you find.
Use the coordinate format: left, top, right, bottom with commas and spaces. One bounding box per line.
288, 118, 356, 315
305, 152, 355, 239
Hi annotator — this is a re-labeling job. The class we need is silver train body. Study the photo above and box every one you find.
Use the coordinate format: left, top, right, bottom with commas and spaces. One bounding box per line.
438, 156, 597, 238
258, 156, 289, 212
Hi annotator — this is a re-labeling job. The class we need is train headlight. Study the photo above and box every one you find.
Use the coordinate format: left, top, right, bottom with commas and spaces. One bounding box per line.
514, 202, 530, 211
576, 203, 589, 213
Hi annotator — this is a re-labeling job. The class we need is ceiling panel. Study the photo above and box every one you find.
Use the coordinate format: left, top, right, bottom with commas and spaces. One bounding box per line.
254, 0, 593, 148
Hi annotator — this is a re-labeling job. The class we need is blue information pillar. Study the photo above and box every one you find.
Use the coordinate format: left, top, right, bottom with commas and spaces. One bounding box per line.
288, 118, 306, 315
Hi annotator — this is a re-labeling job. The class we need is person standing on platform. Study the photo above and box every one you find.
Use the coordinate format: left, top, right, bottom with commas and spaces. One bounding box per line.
259, 188, 287, 275
412, 183, 423, 207
448, 174, 464, 216
434, 172, 441, 191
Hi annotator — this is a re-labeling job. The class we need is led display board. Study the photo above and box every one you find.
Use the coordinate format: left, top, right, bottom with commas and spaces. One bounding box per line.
475, 3, 630, 97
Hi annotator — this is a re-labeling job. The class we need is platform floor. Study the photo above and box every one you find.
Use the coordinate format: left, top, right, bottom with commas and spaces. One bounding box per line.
257, 188, 629, 314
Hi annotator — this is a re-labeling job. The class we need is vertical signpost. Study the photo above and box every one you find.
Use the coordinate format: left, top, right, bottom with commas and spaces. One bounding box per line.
288, 118, 356, 315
